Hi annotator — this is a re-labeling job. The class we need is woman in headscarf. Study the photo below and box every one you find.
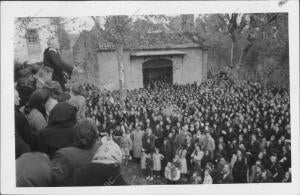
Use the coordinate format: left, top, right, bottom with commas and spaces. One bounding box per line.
36, 102, 77, 157
51, 119, 101, 186
24, 88, 50, 131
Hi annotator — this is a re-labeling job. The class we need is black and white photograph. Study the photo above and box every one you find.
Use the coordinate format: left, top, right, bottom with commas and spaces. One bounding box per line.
1, 1, 299, 195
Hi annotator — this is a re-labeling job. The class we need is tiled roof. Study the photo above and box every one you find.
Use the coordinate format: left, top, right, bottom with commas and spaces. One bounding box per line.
97, 32, 208, 51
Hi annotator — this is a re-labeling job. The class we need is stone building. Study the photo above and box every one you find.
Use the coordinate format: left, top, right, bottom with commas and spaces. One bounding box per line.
73, 30, 209, 90
14, 18, 78, 64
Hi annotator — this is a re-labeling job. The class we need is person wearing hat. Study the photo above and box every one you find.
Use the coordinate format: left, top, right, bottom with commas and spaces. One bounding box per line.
36, 102, 77, 158
50, 119, 101, 186
73, 136, 127, 186
23, 88, 50, 132
43, 37, 82, 90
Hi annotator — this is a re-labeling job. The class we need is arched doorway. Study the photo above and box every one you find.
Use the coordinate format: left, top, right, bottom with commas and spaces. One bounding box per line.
142, 58, 173, 87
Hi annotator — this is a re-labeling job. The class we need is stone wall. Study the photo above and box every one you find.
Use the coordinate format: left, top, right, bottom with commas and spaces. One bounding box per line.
96, 47, 208, 90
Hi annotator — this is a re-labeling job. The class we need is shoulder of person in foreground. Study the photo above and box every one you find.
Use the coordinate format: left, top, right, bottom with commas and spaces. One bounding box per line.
16, 152, 52, 187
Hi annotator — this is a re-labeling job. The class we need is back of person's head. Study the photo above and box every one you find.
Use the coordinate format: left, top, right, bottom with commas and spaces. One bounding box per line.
73, 119, 98, 149
48, 102, 77, 126
25, 89, 50, 116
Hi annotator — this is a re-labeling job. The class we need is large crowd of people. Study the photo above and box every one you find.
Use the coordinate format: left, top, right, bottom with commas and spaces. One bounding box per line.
84, 74, 291, 184
14, 50, 291, 186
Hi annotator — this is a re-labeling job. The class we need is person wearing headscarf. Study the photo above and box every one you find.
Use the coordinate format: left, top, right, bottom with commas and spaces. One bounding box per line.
50, 119, 101, 186
36, 102, 77, 157
72, 136, 127, 186
23, 89, 50, 131
16, 152, 52, 187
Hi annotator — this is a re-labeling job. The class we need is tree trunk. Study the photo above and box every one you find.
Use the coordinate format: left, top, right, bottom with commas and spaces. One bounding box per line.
237, 42, 253, 68
230, 40, 234, 67
116, 42, 126, 109
230, 34, 237, 68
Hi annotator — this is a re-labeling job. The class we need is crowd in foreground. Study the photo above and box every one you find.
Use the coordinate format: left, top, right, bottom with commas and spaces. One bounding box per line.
14, 62, 291, 187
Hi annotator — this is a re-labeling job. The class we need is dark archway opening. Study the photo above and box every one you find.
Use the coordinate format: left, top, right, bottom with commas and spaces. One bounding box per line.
142, 58, 173, 88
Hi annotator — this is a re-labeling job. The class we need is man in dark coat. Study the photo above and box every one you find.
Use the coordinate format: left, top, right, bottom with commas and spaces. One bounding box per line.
160, 136, 173, 174
142, 128, 156, 154
43, 38, 82, 90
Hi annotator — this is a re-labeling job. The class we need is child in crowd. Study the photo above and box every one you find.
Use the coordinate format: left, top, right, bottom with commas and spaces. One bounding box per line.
165, 161, 181, 184
191, 171, 202, 184
178, 147, 188, 180
172, 154, 181, 182
191, 144, 204, 173
140, 149, 147, 176
164, 162, 172, 181
146, 153, 154, 180
152, 147, 164, 178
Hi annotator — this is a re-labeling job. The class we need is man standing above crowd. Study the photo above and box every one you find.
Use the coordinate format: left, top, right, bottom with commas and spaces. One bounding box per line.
43, 37, 82, 90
